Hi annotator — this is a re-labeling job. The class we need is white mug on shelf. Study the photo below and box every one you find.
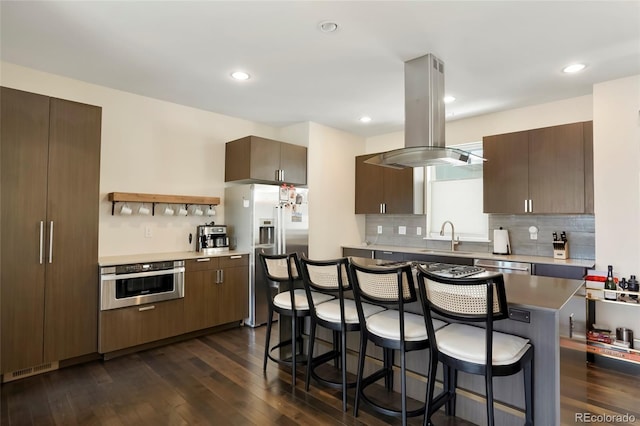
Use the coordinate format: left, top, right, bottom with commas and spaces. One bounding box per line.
138, 204, 151, 215
120, 203, 132, 215
191, 205, 204, 216
163, 205, 174, 216
206, 206, 216, 216
177, 206, 188, 216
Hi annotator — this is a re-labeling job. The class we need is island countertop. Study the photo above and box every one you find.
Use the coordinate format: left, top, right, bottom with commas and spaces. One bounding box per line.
349, 256, 585, 311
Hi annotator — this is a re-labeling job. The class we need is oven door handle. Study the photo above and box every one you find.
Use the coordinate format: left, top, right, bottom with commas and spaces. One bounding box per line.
101, 266, 185, 281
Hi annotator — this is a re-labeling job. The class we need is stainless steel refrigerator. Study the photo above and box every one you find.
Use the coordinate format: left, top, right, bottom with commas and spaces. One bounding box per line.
224, 184, 309, 327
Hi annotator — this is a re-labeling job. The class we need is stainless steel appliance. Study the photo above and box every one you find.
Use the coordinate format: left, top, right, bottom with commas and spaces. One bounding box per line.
100, 260, 185, 310
225, 184, 309, 327
474, 259, 531, 275
197, 224, 230, 253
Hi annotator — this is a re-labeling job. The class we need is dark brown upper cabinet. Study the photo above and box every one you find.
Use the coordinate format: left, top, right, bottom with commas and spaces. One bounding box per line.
483, 121, 593, 214
355, 153, 414, 214
225, 135, 307, 186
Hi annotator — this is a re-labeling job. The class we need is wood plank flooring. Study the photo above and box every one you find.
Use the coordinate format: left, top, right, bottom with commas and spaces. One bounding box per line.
2, 325, 639, 425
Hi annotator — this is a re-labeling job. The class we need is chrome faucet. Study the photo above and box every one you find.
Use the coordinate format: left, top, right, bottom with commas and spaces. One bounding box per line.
440, 220, 459, 251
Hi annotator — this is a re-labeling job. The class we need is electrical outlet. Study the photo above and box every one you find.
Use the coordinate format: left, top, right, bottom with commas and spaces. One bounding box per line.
144, 226, 153, 238
416, 227, 422, 236
398, 226, 406, 235
377, 226, 383, 234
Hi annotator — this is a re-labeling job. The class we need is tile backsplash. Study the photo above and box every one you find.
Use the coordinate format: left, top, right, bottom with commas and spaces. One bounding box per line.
364, 214, 595, 260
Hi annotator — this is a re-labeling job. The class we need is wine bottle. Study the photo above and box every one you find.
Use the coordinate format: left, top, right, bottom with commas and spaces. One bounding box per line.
604, 265, 617, 301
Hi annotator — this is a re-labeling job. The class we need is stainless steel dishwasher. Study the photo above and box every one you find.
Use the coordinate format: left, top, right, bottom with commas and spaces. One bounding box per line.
473, 259, 532, 275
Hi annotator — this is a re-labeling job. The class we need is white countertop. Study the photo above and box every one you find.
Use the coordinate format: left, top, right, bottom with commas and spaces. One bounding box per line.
343, 244, 595, 268
98, 250, 250, 266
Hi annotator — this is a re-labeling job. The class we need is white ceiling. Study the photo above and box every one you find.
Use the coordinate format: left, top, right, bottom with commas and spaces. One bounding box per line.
2, 1, 639, 138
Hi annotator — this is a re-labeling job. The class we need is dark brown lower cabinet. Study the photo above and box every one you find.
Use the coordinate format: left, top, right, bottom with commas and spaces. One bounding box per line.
184, 255, 249, 333
98, 299, 185, 354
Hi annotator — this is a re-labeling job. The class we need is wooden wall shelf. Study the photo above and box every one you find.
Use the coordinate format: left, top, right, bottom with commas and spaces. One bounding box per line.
108, 192, 220, 215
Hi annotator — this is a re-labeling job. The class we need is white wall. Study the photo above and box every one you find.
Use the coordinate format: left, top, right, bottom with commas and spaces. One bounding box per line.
307, 122, 366, 258
593, 75, 640, 275
1, 62, 279, 257
591, 74, 640, 334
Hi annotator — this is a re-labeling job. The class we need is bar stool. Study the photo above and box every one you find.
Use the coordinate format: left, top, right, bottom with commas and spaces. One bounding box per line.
259, 252, 334, 386
348, 260, 448, 426
299, 255, 386, 411
415, 266, 534, 426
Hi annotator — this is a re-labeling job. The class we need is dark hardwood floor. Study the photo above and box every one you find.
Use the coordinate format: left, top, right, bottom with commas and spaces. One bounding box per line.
1, 326, 638, 425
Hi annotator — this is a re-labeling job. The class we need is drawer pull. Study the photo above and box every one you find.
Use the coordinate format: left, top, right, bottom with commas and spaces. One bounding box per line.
196, 258, 211, 262
230, 255, 242, 259
138, 305, 156, 312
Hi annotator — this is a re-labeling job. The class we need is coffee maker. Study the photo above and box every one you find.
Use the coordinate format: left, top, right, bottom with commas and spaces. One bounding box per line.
197, 224, 230, 253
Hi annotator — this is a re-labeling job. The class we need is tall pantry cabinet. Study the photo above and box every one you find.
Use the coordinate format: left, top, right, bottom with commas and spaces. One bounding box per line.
1, 87, 101, 378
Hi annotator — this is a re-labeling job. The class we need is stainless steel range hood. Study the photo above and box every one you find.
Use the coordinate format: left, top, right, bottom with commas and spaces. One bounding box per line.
366, 54, 484, 169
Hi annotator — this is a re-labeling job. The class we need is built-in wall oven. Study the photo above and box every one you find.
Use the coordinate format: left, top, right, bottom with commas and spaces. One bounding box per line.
100, 260, 185, 310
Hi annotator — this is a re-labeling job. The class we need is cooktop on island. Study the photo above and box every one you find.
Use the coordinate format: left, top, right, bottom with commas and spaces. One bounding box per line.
376, 260, 485, 278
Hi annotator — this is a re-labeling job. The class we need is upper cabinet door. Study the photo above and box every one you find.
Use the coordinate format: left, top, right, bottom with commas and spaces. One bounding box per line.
483, 131, 529, 213
354, 153, 414, 214
355, 154, 385, 213
583, 121, 594, 214
382, 167, 414, 214
528, 122, 585, 214
279, 142, 307, 186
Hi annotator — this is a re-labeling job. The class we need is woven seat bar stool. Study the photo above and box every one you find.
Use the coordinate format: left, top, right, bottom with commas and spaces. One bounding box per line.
348, 260, 447, 426
299, 255, 385, 411
416, 266, 534, 426
259, 252, 333, 387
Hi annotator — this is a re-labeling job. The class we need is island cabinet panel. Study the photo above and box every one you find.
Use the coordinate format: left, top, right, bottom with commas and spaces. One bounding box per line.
1, 87, 101, 375
225, 135, 307, 185
355, 153, 414, 214
184, 255, 249, 333
99, 299, 185, 354
483, 121, 592, 214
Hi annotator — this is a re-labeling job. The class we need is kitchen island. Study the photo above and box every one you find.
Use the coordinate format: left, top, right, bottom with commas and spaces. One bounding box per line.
317, 257, 585, 425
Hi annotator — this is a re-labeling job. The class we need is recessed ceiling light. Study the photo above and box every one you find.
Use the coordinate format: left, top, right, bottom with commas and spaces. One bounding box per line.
231, 71, 250, 81
319, 20, 339, 33
444, 95, 456, 103
562, 63, 586, 74
359, 116, 372, 123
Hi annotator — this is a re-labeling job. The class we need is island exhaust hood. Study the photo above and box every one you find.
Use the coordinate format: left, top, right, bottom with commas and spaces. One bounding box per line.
365, 54, 484, 169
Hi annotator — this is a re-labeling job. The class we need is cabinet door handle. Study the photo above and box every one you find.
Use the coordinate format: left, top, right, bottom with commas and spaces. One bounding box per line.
383, 203, 386, 214
39, 221, 44, 264
230, 255, 242, 259
379, 203, 383, 214
196, 258, 211, 262
138, 305, 155, 312
48, 221, 54, 263
281, 169, 285, 181
529, 199, 533, 213
524, 199, 528, 213
220, 269, 224, 283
